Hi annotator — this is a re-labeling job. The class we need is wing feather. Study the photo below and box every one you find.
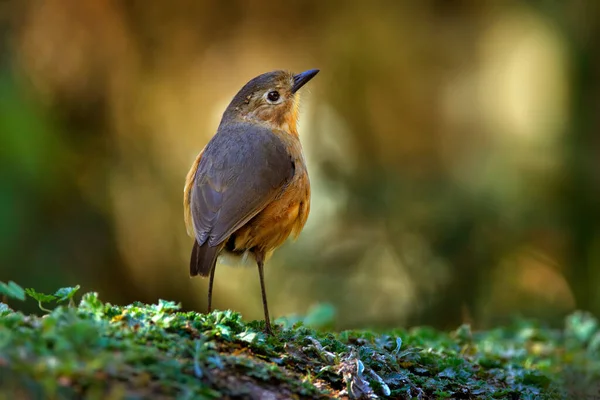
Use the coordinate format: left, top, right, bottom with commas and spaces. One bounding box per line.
190, 123, 294, 248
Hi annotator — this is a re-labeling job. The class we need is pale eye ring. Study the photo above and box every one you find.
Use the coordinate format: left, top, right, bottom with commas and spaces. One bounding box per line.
266, 90, 281, 103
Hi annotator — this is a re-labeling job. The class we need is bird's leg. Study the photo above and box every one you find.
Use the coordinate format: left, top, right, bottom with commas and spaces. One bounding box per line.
256, 254, 272, 335
207, 265, 216, 314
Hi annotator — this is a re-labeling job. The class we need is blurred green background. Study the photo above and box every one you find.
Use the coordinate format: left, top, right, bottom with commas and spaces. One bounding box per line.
0, 0, 599, 331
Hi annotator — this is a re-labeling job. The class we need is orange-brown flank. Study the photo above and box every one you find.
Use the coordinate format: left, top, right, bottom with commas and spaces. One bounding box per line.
229, 163, 310, 261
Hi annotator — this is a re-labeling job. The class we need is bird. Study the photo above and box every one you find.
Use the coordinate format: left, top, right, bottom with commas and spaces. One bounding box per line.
183, 69, 319, 334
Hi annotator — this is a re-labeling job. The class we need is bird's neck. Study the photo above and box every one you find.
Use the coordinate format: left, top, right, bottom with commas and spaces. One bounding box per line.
227, 114, 299, 138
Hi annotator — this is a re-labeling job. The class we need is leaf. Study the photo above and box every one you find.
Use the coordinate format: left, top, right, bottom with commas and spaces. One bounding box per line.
54, 285, 81, 302
25, 288, 56, 303
588, 331, 600, 353
0, 281, 25, 301
303, 303, 336, 330
452, 324, 472, 344
522, 371, 552, 388
392, 337, 403, 355
156, 299, 180, 312
238, 330, 258, 343
0, 302, 11, 314
438, 367, 457, 379
478, 357, 502, 369
79, 292, 103, 313
565, 311, 598, 344
0, 326, 12, 349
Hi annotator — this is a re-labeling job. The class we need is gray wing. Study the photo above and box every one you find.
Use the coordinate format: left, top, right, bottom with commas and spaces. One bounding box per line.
190, 123, 294, 247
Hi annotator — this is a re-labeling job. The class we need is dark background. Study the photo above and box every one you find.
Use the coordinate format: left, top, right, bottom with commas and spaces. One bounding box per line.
1, 0, 599, 331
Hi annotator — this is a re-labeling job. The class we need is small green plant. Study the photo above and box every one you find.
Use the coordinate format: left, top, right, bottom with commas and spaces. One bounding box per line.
0, 280, 25, 301
0, 280, 597, 399
25, 285, 81, 312
0, 280, 81, 312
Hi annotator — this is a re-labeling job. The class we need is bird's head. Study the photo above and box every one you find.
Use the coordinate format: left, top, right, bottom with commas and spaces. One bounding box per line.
221, 69, 319, 134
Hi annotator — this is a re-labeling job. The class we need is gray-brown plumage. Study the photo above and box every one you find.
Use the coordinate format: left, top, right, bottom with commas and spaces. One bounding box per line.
183, 69, 319, 334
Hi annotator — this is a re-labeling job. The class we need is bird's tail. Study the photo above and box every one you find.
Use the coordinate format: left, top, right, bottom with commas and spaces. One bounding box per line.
190, 240, 222, 277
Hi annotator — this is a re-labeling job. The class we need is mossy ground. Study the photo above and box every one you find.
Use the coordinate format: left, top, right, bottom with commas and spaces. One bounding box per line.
0, 282, 599, 399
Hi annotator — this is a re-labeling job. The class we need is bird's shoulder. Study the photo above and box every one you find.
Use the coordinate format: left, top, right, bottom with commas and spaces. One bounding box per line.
205, 122, 292, 166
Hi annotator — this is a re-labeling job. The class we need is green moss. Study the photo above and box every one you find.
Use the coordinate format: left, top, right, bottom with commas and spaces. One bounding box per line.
0, 282, 599, 399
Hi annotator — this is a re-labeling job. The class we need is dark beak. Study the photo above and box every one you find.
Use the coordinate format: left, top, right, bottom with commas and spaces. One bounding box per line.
291, 69, 320, 93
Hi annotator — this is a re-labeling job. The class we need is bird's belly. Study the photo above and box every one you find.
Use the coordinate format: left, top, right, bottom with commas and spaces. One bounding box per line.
228, 173, 310, 261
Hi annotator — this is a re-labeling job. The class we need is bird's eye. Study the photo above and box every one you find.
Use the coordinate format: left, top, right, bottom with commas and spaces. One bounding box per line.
266, 91, 280, 103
